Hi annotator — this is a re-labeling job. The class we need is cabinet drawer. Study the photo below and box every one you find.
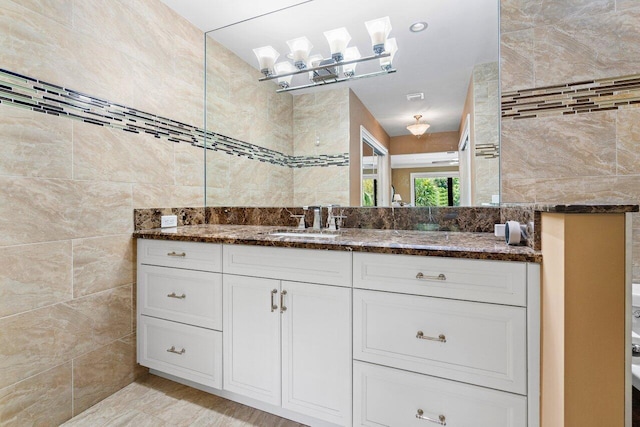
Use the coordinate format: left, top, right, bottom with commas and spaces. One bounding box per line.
138, 239, 222, 272
138, 265, 222, 330
223, 244, 351, 287
353, 361, 527, 427
353, 289, 527, 394
138, 316, 222, 389
353, 252, 527, 306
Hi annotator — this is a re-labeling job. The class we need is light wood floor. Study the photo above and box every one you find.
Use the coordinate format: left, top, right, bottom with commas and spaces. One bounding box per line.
62, 374, 307, 427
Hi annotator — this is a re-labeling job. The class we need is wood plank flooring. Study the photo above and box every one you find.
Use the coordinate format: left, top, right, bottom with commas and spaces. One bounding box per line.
62, 374, 307, 427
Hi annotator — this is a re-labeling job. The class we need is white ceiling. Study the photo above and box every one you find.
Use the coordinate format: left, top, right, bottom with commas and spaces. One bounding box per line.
161, 0, 498, 137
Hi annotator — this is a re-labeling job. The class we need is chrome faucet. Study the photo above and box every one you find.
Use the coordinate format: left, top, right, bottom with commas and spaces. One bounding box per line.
326, 205, 345, 231
311, 206, 322, 230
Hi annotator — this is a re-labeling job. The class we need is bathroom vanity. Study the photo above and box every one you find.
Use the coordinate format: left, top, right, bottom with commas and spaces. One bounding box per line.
134, 225, 541, 427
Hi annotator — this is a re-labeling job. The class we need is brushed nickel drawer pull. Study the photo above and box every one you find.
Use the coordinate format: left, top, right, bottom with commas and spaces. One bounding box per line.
280, 290, 287, 313
416, 331, 447, 343
416, 409, 446, 425
166, 346, 186, 355
416, 272, 446, 281
167, 251, 186, 257
271, 289, 278, 312
167, 292, 186, 299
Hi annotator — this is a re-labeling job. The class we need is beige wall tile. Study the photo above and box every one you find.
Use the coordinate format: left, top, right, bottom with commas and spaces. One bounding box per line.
617, 0, 640, 11
73, 235, 135, 298
0, 177, 133, 246
0, 104, 72, 179
73, 122, 174, 185
175, 143, 205, 187
533, 177, 592, 204
293, 167, 349, 206
502, 111, 616, 181
537, 0, 614, 24
72, 122, 133, 183
172, 185, 205, 207
129, 135, 175, 185
0, 285, 131, 388
0, 362, 72, 426
616, 108, 640, 175
500, 0, 537, 33
73, 180, 134, 237
501, 178, 537, 203
0, 241, 72, 317
500, 29, 535, 91
73, 338, 136, 416
533, 8, 640, 86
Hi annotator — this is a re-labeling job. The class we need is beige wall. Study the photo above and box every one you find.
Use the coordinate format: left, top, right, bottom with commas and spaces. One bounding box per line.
293, 88, 350, 206
500, 0, 640, 281
0, 0, 204, 424
389, 132, 458, 155
349, 90, 391, 206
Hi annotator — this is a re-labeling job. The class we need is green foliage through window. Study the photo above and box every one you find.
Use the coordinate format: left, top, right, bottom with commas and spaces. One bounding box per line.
362, 178, 375, 206
414, 177, 460, 207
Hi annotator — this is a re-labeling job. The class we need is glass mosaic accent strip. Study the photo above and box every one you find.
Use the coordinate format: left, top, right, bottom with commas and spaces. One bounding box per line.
0, 68, 349, 168
502, 73, 640, 120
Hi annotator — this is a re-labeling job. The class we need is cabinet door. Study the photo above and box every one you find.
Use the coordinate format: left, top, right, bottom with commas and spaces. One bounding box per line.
281, 281, 352, 426
223, 275, 281, 405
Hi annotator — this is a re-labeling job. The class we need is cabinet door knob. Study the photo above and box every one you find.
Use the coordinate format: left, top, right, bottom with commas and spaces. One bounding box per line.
271, 289, 278, 312
166, 346, 186, 355
416, 409, 446, 425
416, 331, 447, 343
280, 290, 287, 313
167, 292, 186, 299
416, 272, 446, 281
167, 251, 186, 257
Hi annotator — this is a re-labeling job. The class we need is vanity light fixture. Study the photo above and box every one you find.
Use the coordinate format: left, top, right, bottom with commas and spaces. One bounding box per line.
286, 37, 314, 69
365, 16, 392, 54
254, 17, 397, 93
380, 38, 397, 71
407, 114, 430, 138
274, 62, 296, 88
253, 46, 280, 76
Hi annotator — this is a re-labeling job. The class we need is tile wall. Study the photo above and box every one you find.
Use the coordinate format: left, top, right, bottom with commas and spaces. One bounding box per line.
293, 88, 351, 206
0, 0, 203, 424
205, 37, 350, 207
472, 62, 500, 204
500, 0, 640, 280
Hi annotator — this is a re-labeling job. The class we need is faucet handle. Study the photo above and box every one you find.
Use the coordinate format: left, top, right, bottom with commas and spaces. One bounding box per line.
290, 214, 306, 229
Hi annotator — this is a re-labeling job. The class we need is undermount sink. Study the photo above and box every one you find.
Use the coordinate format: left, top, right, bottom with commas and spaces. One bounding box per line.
269, 231, 339, 239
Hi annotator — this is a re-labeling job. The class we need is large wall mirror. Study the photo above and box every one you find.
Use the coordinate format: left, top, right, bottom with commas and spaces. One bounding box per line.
203, 0, 499, 207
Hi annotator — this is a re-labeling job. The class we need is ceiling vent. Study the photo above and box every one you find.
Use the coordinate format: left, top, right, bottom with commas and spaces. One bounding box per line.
406, 92, 424, 101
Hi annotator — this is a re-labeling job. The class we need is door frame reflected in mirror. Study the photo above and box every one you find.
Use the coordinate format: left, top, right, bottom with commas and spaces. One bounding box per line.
360, 126, 389, 207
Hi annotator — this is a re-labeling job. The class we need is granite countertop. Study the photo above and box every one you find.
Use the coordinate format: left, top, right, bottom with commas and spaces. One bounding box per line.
133, 224, 542, 263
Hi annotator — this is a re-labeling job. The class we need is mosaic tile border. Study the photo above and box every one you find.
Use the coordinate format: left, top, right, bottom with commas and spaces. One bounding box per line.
0, 68, 349, 168
501, 73, 640, 120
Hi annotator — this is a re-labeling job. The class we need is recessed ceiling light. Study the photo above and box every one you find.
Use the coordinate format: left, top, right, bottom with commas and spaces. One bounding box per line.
409, 21, 428, 33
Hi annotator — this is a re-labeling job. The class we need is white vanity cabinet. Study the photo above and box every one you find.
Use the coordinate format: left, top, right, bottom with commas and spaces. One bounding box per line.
223, 244, 353, 427
136, 237, 540, 427
352, 252, 540, 427
137, 239, 223, 388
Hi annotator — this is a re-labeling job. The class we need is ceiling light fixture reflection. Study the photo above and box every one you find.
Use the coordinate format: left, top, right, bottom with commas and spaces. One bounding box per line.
406, 114, 430, 138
